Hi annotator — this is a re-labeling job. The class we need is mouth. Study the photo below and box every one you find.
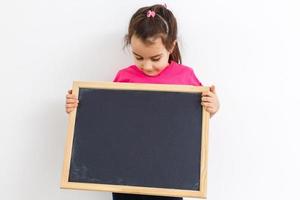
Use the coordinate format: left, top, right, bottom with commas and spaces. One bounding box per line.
143, 71, 159, 76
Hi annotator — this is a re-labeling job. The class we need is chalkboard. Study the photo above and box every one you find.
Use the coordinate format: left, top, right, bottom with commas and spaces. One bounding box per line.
61, 81, 209, 198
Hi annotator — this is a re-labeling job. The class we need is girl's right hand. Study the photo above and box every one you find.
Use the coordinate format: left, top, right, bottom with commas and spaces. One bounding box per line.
65, 89, 79, 114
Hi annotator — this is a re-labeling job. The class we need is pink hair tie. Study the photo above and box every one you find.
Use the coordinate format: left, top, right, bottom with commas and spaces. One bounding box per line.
147, 10, 156, 18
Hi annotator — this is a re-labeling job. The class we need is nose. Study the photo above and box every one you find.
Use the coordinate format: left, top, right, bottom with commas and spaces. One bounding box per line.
141, 60, 152, 71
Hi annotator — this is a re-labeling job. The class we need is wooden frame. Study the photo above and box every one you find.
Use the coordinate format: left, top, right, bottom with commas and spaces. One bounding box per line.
61, 81, 210, 198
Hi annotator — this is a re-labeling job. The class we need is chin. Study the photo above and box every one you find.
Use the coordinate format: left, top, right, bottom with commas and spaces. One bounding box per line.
144, 72, 159, 76
143, 71, 161, 76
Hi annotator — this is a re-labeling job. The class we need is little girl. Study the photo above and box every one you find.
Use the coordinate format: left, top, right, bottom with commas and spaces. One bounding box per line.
65, 4, 219, 200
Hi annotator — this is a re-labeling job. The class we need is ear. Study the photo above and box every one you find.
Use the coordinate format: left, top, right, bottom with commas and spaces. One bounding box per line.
169, 40, 177, 53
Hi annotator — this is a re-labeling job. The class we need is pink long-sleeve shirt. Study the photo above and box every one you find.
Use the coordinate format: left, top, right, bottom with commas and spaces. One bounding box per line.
113, 61, 202, 86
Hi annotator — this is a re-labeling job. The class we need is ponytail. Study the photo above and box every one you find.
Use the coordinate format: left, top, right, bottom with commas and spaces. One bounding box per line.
169, 42, 181, 64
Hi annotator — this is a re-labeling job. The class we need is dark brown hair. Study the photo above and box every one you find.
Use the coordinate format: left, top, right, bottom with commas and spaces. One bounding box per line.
124, 4, 182, 64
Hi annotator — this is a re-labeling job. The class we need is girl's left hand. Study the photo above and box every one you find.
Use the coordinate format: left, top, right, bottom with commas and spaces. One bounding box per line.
201, 85, 220, 117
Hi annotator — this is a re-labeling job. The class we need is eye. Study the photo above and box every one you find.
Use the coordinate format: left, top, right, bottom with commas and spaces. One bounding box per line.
151, 58, 161, 62
135, 57, 143, 61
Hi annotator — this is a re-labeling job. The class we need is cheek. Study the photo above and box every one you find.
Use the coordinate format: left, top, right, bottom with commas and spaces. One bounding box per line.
152, 63, 167, 73
133, 59, 142, 67
154, 58, 169, 70
154, 63, 164, 71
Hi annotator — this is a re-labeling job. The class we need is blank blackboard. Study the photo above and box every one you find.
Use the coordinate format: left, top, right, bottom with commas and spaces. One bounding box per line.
61, 81, 209, 198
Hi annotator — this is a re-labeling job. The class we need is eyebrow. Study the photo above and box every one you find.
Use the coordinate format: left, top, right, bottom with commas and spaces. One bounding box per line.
132, 52, 162, 58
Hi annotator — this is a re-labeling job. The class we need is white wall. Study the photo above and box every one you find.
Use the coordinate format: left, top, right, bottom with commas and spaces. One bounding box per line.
0, 0, 299, 199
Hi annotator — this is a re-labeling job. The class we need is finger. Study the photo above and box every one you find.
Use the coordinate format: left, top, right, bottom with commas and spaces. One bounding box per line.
66, 108, 74, 113
66, 107, 71, 113
68, 89, 72, 94
66, 93, 76, 98
201, 102, 214, 107
66, 101, 78, 107
66, 99, 79, 104
210, 85, 216, 94
202, 90, 208, 96
202, 91, 214, 97
65, 103, 78, 108
201, 96, 214, 102
66, 94, 78, 99
205, 107, 215, 113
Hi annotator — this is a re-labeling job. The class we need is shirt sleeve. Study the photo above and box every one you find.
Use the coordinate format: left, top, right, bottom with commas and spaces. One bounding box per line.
113, 71, 120, 82
190, 69, 202, 86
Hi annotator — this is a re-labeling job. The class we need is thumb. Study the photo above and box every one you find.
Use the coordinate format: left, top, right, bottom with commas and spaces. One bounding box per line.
210, 85, 216, 93
68, 89, 72, 94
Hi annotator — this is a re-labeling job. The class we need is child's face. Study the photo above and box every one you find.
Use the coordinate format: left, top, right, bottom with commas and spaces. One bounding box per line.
131, 34, 172, 76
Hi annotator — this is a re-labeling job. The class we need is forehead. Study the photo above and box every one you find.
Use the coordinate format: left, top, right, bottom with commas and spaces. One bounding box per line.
130, 35, 167, 56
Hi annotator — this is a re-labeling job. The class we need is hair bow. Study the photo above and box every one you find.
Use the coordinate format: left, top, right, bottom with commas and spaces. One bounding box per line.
147, 10, 156, 18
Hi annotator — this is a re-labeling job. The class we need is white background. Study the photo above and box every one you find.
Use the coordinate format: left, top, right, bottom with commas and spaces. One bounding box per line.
0, 0, 299, 200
